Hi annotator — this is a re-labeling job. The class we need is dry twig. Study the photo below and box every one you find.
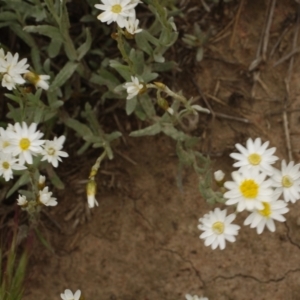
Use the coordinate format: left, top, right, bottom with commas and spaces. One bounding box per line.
282, 4, 300, 161
230, 0, 244, 48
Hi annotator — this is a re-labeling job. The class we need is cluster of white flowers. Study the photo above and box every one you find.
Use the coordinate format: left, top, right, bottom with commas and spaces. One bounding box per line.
0, 122, 68, 183
95, 0, 142, 34
199, 138, 295, 250
17, 175, 57, 207
0, 48, 50, 90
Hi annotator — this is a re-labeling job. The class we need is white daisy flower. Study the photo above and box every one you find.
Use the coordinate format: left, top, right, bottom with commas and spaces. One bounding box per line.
272, 160, 300, 203
125, 18, 142, 35
185, 294, 208, 300
244, 193, 289, 234
0, 153, 26, 181
95, 0, 137, 28
224, 168, 273, 212
87, 179, 98, 208
24, 71, 50, 90
230, 138, 278, 175
60, 289, 81, 300
39, 186, 57, 206
7, 122, 44, 165
16, 194, 28, 206
0, 127, 13, 151
198, 208, 240, 250
0, 52, 29, 90
0, 48, 5, 60
123, 76, 144, 99
41, 135, 68, 167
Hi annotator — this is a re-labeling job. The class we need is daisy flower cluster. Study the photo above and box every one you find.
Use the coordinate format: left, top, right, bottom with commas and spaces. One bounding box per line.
198, 137, 298, 250
0, 48, 50, 90
95, 0, 143, 35
17, 175, 58, 209
0, 122, 68, 208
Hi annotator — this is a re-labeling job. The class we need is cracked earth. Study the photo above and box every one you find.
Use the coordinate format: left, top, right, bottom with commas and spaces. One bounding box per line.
23, 133, 300, 300
23, 0, 300, 299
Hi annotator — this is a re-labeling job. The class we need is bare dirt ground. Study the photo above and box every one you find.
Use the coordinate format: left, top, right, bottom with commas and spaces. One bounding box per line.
22, 0, 300, 299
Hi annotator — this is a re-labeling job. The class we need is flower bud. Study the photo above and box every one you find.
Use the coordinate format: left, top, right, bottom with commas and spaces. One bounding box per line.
86, 179, 98, 208
38, 175, 46, 190
214, 170, 225, 187
154, 81, 166, 90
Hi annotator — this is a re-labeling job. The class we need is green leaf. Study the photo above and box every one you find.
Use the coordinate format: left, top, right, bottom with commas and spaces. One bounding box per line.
0, 11, 17, 21
161, 124, 191, 142
109, 60, 131, 81
141, 69, 158, 83
46, 164, 65, 189
59, 2, 78, 61
47, 38, 63, 58
135, 31, 153, 56
10, 23, 36, 48
23, 25, 63, 40
104, 144, 114, 160
77, 27, 92, 60
152, 61, 176, 72
176, 142, 193, 166
34, 228, 55, 253
80, 15, 96, 22
6, 172, 30, 198
5, 93, 21, 104
30, 47, 42, 73
77, 141, 91, 155
50, 100, 64, 109
105, 131, 122, 142
49, 61, 79, 92
196, 47, 204, 62
130, 49, 144, 75
126, 97, 137, 115
130, 123, 161, 137
139, 93, 156, 118
90, 69, 120, 89
64, 118, 93, 139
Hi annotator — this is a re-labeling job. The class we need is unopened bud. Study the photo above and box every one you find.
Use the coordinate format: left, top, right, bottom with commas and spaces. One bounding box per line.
157, 97, 169, 111
124, 30, 134, 39
86, 180, 98, 208
24, 71, 39, 84
214, 170, 225, 187
154, 82, 166, 90
111, 32, 119, 40
38, 175, 46, 190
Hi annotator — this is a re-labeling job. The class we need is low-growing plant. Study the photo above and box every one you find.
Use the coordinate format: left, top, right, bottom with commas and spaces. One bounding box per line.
0, 1, 297, 300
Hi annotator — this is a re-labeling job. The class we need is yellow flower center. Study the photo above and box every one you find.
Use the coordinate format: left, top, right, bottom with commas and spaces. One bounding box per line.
240, 179, 259, 198
259, 202, 271, 217
248, 153, 261, 165
212, 221, 224, 235
2, 162, 9, 169
47, 147, 55, 156
282, 175, 293, 188
111, 4, 122, 13
20, 138, 30, 150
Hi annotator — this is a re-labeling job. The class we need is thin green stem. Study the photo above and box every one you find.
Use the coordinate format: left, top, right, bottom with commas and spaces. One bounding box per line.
89, 150, 107, 179
116, 27, 133, 71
